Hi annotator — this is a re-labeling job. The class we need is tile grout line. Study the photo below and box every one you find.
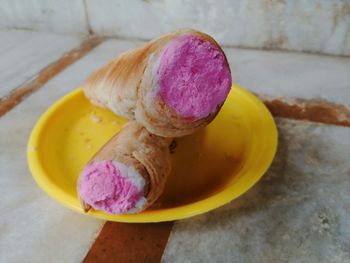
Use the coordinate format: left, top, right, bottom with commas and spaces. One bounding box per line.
101, 35, 350, 59
0, 35, 105, 117
82, 0, 93, 35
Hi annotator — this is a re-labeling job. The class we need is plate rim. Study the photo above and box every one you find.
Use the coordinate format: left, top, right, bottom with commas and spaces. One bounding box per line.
27, 85, 278, 222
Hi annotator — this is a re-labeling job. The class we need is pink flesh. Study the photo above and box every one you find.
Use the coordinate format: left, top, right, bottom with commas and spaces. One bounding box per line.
157, 34, 232, 119
78, 160, 143, 214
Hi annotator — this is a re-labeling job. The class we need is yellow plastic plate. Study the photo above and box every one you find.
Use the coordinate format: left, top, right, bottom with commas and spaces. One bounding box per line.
27, 84, 277, 222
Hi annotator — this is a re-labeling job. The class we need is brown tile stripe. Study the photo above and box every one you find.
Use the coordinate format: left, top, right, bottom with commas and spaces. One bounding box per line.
262, 96, 350, 127
84, 221, 174, 263
0, 36, 105, 117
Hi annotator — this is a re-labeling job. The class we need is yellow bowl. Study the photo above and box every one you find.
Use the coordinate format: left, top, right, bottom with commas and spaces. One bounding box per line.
27, 85, 277, 222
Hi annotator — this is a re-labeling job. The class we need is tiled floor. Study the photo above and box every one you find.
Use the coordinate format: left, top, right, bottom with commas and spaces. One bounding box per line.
225, 47, 350, 105
163, 119, 350, 263
0, 30, 349, 263
0, 30, 83, 99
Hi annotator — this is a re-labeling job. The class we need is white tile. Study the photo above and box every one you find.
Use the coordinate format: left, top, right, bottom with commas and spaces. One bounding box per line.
86, 0, 350, 56
0, 30, 83, 99
0, 0, 87, 34
162, 119, 350, 263
0, 39, 141, 262
225, 48, 350, 105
